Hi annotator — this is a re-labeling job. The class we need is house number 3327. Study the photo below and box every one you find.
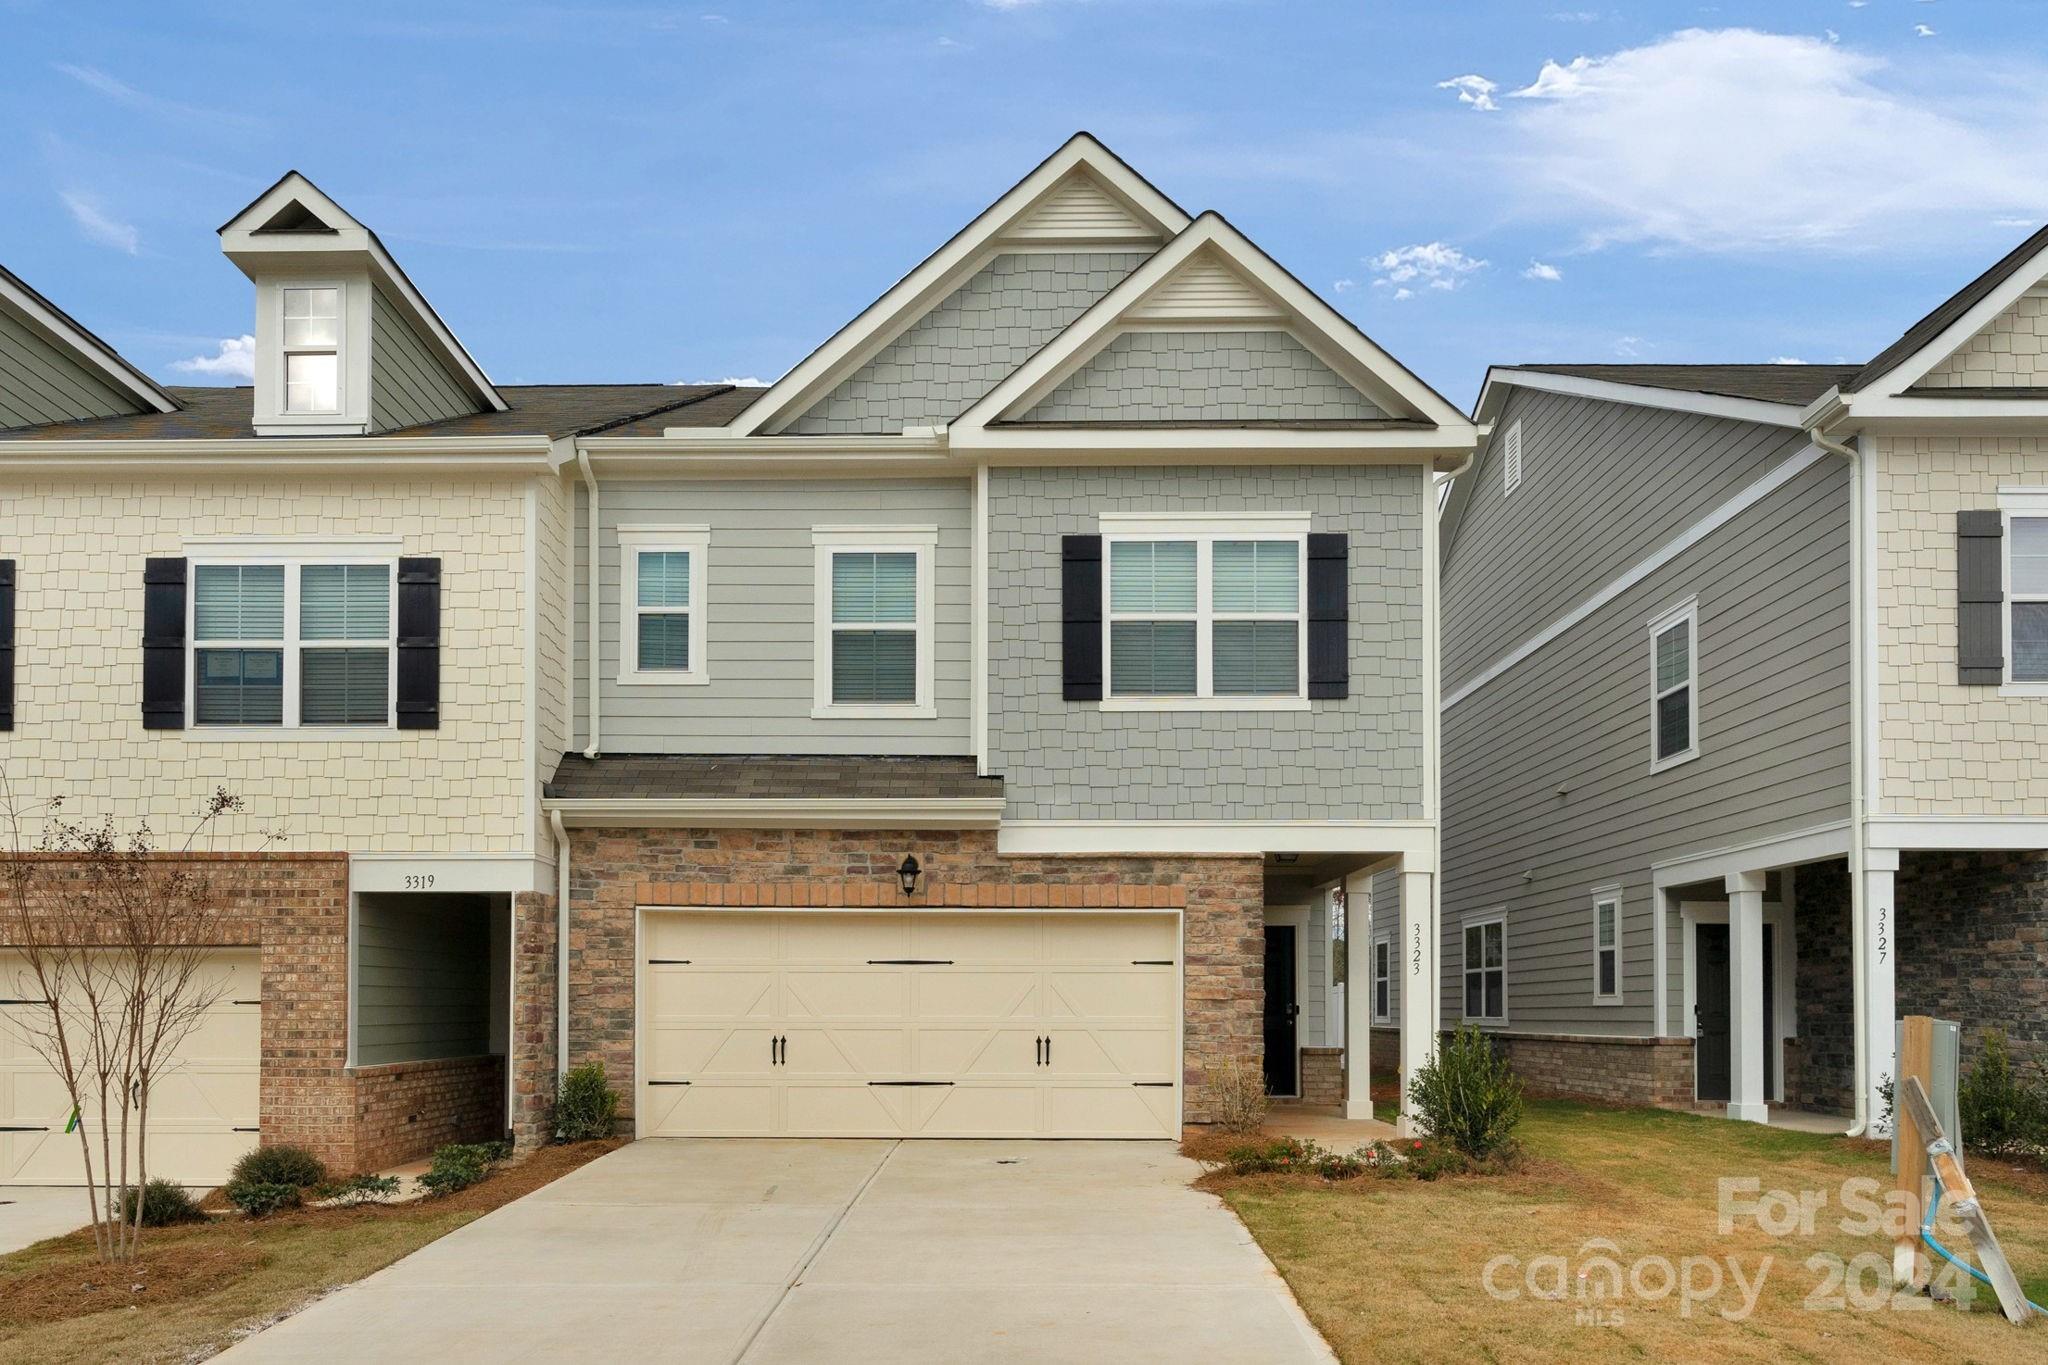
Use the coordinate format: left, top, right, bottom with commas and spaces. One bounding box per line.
403, 874, 436, 890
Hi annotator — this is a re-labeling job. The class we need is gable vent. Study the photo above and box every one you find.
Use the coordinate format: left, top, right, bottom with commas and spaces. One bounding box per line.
1128, 253, 1283, 323
1502, 421, 1523, 496
1005, 175, 1160, 245
255, 199, 336, 234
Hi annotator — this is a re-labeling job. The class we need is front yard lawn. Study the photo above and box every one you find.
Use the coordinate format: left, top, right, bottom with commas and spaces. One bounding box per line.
1206, 1101, 2048, 1363
0, 1139, 620, 1364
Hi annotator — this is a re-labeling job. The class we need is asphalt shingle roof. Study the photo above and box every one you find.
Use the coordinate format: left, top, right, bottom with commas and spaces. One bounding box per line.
1508, 364, 1862, 408
1846, 221, 2048, 394
544, 754, 1002, 803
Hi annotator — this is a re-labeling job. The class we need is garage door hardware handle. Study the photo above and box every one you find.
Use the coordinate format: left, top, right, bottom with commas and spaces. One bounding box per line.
233, 1125, 260, 1131
1131, 960, 1174, 966
1036, 1036, 1044, 1066
0, 1124, 49, 1131
0, 997, 48, 1006
647, 958, 692, 965
866, 958, 953, 965
867, 1080, 953, 1086
647, 1081, 691, 1087
1132, 1082, 1174, 1088
232, 999, 260, 1006
771, 1035, 786, 1065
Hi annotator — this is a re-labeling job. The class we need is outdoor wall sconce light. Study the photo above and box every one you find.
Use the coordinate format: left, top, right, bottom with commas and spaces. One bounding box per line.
897, 854, 922, 896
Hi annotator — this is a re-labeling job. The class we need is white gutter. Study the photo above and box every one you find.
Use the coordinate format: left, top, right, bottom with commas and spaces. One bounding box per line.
548, 808, 571, 1084
576, 448, 601, 759
544, 796, 1007, 830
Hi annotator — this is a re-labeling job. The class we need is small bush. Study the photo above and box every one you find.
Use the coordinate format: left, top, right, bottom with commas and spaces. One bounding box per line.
1206, 1058, 1271, 1135
553, 1062, 621, 1143
419, 1141, 508, 1197
1408, 1025, 1524, 1161
227, 1181, 303, 1217
1222, 1137, 1313, 1175
1958, 1030, 2048, 1159
120, 1178, 204, 1227
315, 1173, 402, 1206
229, 1143, 327, 1191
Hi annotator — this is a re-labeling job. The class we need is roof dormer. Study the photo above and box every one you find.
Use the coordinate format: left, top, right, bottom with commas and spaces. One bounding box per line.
219, 172, 505, 436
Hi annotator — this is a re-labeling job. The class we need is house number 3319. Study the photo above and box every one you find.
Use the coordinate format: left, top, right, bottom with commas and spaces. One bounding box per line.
404, 874, 436, 890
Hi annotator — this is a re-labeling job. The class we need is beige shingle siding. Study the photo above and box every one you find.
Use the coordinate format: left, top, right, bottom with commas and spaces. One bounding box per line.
1876, 434, 2048, 813
987, 463, 1427, 822
1917, 291, 2048, 388
368, 287, 480, 432
784, 252, 1149, 434
0, 304, 143, 429
1019, 330, 1385, 424
0, 475, 533, 851
533, 473, 571, 842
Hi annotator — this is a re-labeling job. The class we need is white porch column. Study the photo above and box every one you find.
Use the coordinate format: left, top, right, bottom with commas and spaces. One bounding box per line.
1861, 849, 1900, 1137
1399, 860, 1438, 1137
1342, 871, 1374, 1121
1726, 870, 1769, 1124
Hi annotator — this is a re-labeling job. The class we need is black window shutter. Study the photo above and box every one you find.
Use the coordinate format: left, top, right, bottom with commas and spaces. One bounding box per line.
1307, 532, 1349, 700
142, 557, 187, 730
396, 557, 442, 729
1061, 535, 1103, 702
0, 559, 14, 731
1957, 510, 2004, 685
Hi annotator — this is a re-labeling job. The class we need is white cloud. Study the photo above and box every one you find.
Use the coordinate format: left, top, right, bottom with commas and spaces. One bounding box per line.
1549, 11, 1600, 21
1490, 28, 2048, 252
1331, 278, 1357, 293
1436, 74, 1498, 112
173, 335, 256, 380
52, 62, 252, 127
60, 190, 139, 254
1522, 260, 1563, 281
689, 375, 770, 387
1768, 356, 1807, 365
1826, 29, 1840, 44
1913, 24, 1936, 37
1614, 335, 1645, 357
1368, 242, 1487, 297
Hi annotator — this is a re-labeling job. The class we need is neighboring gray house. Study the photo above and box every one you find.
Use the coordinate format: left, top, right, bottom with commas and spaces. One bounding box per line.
1437, 224, 2048, 1132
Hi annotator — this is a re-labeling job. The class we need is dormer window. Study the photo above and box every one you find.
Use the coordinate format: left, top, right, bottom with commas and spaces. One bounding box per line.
281, 286, 341, 414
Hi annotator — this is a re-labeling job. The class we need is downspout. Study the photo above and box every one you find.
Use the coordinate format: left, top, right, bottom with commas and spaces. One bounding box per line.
1810, 424, 1869, 1138
576, 449, 601, 758
549, 808, 571, 1083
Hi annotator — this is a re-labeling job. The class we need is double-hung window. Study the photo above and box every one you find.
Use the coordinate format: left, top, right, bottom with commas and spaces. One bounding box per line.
2009, 515, 2048, 683
619, 526, 708, 685
812, 527, 936, 718
1372, 936, 1392, 1023
1592, 893, 1621, 1002
1102, 516, 1307, 707
1648, 598, 1698, 770
1463, 916, 1505, 1022
281, 286, 341, 415
190, 551, 394, 730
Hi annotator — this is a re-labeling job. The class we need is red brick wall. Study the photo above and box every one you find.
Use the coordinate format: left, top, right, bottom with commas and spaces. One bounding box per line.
559, 827, 1264, 1123
1299, 1047, 1344, 1107
351, 1056, 505, 1171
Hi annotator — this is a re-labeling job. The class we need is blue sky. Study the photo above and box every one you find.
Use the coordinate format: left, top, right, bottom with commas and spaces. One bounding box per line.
4, 0, 2047, 409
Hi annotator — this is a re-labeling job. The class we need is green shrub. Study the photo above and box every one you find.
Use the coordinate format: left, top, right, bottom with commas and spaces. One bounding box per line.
419, 1141, 508, 1197
1221, 1137, 1314, 1175
227, 1180, 303, 1217
1958, 1030, 2048, 1159
229, 1143, 327, 1190
120, 1178, 204, 1227
1408, 1025, 1525, 1161
553, 1062, 621, 1142
314, 1173, 402, 1206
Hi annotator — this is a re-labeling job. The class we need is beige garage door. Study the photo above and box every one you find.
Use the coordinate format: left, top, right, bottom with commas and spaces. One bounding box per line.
0, 950, 261, 1186
638, 911, 1180, 1138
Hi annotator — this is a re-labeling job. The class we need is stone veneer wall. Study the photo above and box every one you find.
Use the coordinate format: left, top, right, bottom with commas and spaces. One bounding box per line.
1785, 859, 1855, 1115
1367, 1024, 1692, 1108
561, 827, 1264, 1123
1298, 1047, 1344, 1108
509, 890, 560, 1150
1898, 850, 2048, 1071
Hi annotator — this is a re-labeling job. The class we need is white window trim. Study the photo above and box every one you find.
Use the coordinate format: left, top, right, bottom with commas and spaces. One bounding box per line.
1462, 911, 1507, 1024
1502, 419, 1523, 497
1371, 931, 1393, 1024
1099, 513, 1311, 713
618, 525, 709, 686
1591, 887, 1623, 1005
1647, 596, 1700, 773
279, 281, 345, 417
811, 525, 938, 720
186, 543, 398, 734
1997, 490, 2048, 696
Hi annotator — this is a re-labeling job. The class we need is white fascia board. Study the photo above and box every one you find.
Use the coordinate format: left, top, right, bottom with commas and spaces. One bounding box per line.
1862, 261, 2048, 399
996, 819, 1437, 864
953, 213, 1472, 437
1481, 367, 1807, 430
1649, 821, 1851, 893
1865, 816, 2048, 852
958, 423, 1468, 457
542, 797, 1008, 829
0, 273, 177, 414
721, 134, 1192, 438
1822, 394, 2048, 431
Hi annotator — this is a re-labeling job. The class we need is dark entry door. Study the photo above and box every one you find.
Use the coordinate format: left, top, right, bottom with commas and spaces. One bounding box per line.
1264, 925, 1299, 1096
1694, 923, 1775, 1104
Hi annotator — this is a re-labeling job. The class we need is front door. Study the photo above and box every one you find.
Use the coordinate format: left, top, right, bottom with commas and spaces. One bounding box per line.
1263, 925, 1298, 1096
1693, 923, 1775, 1105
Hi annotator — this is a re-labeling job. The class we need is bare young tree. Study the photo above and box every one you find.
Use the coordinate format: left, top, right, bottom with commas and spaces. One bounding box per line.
0, 782, 269, 1261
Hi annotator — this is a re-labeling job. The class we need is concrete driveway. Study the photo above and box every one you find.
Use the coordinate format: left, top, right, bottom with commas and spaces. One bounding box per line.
219, 1139, 1334, 1364
0, 1187, 92, 1254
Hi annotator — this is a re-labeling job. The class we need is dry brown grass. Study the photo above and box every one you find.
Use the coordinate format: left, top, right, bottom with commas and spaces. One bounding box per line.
0, 1139, 621, 1364
1210, 1101, 2048, 1364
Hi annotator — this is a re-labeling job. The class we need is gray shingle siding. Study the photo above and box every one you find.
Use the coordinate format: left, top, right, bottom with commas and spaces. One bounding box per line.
0, 303, 140, 429
1022, 330, 1385, 424
574, 477, 973, 754
988, 464, 1427, 821
1439, 449, 1851, 1039
784, 252, 1149, 434
369, 287, 476, 432
1443, 387, 1814, 694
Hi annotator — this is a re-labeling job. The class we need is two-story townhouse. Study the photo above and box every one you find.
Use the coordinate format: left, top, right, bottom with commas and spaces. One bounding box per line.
534, 135, 1475, 1142
1435, 225, 2048, 1139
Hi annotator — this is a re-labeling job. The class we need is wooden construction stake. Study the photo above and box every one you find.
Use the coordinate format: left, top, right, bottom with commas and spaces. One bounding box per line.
1900, 1075, 2039, 1325
1894, 1015, 1934, 1289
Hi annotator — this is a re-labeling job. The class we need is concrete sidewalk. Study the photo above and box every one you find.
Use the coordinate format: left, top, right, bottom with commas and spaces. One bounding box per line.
217, 1138, 1334, 1364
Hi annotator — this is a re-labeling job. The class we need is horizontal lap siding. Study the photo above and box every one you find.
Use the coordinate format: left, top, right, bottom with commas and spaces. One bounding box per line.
575, 478, 973, 753
0, 305, 139, 429
1369, 866, 1401, 1021
353, 894, 494, 1066
369, 288, 476, 432
1444, 388, 1812, 693
1441, 451, 1851, 1038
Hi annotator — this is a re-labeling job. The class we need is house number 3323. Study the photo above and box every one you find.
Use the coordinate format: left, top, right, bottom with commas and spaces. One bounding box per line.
403, 874, 436, 890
